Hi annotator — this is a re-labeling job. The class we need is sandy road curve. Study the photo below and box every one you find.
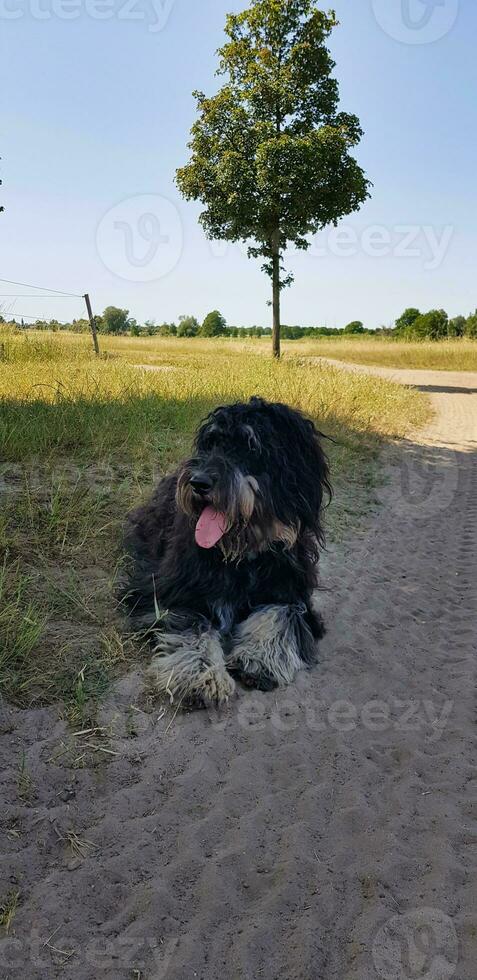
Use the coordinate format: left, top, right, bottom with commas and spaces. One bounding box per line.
315, 355, 477, 447
1, 362, 476, 980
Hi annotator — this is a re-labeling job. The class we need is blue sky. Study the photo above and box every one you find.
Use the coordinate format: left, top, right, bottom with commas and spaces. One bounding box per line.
1, 0, 476, 329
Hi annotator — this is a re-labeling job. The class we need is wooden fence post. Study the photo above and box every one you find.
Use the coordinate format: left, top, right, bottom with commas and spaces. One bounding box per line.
84, 293, 100, 355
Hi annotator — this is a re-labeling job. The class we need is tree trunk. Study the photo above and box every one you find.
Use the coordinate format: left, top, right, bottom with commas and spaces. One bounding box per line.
271, 231, 281, 359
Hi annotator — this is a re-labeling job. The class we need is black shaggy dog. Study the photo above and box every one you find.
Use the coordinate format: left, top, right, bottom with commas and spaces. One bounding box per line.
122, 397, 331, 707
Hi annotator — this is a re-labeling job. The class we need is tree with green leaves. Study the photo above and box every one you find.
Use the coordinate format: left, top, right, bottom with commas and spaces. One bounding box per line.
343, 319, 365, 334
157, 322, 177, 336
200, 310, 227, 336
177, 315, 200, 337
465, 311, 477, 338
395, 308, 421, 333
409, 309, 449, 340
100, 306, 131, 335
176, 0, 370, 357
71, 318, 90, 333
448, 315, 466, 338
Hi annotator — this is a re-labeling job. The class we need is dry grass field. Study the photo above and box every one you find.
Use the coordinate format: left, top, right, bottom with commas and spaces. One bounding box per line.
0, 329, 430, 716
287, 336, 477, 371
97, 333, 477, 372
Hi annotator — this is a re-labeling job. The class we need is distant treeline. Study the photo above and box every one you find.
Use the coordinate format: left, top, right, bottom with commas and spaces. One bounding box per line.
2, 305, 477, 340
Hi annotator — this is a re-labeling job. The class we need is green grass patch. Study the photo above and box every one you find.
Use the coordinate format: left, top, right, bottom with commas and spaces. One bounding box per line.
0, 890, 21, 934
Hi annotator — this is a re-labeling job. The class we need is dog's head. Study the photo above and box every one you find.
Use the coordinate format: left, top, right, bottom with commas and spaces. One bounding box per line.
176, 397, 331, 559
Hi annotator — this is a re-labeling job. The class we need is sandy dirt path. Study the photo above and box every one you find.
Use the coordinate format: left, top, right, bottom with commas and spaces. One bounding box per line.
1, 363, 476, 980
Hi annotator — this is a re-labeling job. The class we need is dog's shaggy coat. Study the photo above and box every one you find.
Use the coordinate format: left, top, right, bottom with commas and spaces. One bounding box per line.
122, 397, 331, 706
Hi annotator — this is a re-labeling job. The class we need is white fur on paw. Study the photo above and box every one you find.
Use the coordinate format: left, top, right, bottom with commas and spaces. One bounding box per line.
187, 664, 236, 706
227, 605, 305, 686
148, 628, 235, 707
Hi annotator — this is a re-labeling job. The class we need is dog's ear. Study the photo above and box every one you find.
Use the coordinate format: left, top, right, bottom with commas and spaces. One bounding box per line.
305, 420, 333, 505
265, 402, 332, 532
295, 417, 332, 517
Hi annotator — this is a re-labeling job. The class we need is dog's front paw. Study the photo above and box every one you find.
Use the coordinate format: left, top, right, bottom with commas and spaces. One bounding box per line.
148, 628, 236, 709
227, 664, 278, 693
226, 604, 316, 690
182, 666, 236, 709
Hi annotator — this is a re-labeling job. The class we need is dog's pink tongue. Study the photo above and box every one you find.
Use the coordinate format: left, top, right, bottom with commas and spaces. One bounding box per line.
195, 507, 227, 549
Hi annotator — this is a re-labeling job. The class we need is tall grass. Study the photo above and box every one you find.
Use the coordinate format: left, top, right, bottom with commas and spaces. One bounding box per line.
0, 557, 45, 700
3, 329, 476, 371
0, 334, 428, 464
0, 326, 90, 364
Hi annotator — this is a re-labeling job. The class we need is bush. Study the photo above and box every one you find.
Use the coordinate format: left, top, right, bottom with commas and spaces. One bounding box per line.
407, 309, 448, 340
447, 315, 466, 338
100, 307, 131, 335
395, 308, 421, 333
71, 319, 91, 334
344, 321, 365, 335
177, 315, 200, 338
200, 310, 227, 337
156, 322, 177, 337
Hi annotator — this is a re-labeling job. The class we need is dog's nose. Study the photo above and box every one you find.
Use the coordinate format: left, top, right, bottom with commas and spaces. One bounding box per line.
189, 473, 213, 496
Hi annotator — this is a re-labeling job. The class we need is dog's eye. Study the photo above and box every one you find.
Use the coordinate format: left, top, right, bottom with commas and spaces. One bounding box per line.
199, 424, 225, 452
200, 433, 216, 451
